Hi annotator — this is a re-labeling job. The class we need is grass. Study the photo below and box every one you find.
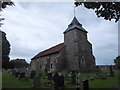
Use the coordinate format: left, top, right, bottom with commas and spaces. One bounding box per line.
81, 70, 119, 88
0, 72, 2, 89
2, 70, 119, 88
89, 76, 118, 88
2, 71, 33, 88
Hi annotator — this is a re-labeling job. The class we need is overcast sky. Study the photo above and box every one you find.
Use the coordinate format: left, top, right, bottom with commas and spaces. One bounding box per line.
1, 1, 118, 65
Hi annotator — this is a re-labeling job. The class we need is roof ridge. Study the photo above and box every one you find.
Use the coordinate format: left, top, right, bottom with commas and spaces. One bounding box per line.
40, 43, 64, 53
31, 43, 64, 60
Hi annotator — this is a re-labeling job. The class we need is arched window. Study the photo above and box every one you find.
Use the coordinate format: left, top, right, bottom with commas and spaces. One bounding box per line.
51, 63, 53, 69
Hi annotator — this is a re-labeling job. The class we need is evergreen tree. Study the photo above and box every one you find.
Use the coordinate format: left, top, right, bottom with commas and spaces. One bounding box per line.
1, 31, 10, 69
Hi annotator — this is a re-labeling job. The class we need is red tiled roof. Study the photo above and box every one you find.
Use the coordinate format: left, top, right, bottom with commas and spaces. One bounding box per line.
31, 43, 64, 60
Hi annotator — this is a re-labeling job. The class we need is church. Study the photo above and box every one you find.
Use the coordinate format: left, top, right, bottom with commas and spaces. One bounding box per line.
30, 16, 96, 72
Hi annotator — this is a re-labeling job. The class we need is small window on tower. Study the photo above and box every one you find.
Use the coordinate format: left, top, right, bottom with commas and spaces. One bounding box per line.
81, 57, 85, 63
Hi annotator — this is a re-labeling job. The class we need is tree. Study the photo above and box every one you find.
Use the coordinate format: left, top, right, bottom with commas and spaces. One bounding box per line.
1, 31, 11, 69
0, 0, 14, 27
0, 0, 13, 69
0, 0, 14, 11
74, 1, 120, 22
9, 58, 29, 69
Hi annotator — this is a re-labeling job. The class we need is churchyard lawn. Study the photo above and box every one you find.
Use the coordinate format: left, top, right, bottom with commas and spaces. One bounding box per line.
2, 70, 119, 88
0, 72, 2, 89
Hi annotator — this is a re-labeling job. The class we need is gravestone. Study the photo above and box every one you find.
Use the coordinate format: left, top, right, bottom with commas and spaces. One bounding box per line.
11, 69, 16, 76
47, 72, 52, 80
76, 73, 82, 83
32, 72, 41, 87
76, 83, 80, 90
71, 70, 76, 85
30, 71, 36, 79
25, 70, 30, 80
8, 69, 12, 73
47, 72, 52, 85
53, 73, 59, 90
64, 70, 69, 77
32, 76, 40, 87
38, 71, 42, 77
83, 80, 89, 90
109, 65, 114, 77
19, 68, 27, 73
59, 75, 64, 88
15, 71, 20, 78
19, 72, 25, 79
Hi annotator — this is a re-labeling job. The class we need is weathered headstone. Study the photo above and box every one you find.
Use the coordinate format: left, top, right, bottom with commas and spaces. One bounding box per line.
19, 72, 25, 79
76, 73, 82, 83
71, 70, 76, 85
11, 69, 16, 76
64, 70, 69, 77
15, 71, 20, 78
53, 73, 59, 90
59, 75, 64, 88
8, 69, 12, 73
32, 76, 40, 87
19, 68, 27, 73
47, 72, 52, 85
47, 72, 52, 80
83, 80, 89, 90
38, 71, 42, 77
32, 71, 41, 87
25, 71, 29, 80
109, 65, 114, 77
30, 71, 36, 79
76, 83, 80, 90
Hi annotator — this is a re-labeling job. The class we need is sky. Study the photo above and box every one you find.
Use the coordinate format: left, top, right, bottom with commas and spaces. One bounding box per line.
1, 1, 118, 65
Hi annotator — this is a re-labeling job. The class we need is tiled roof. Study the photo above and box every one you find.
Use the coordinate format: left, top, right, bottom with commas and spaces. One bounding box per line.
31, 43, 64, 60
64, 17, 87, 33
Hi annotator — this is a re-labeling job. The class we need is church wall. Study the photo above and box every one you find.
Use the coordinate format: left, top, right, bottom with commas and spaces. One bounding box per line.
76, 29, 96, 72
49, 53, 59, 71
30, 17, 96, 73
55, 47, 66, 72
84, 41, 96, 72
38, 56, 48, 71
64, 28, 95, 72
30, 59, 38, 71
64, 29, 80, 71
31, 52, 59, 72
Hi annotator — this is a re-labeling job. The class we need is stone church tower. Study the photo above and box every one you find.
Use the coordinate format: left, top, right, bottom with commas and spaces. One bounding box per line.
63, 17, 96, 72
30, 16, 96, 73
